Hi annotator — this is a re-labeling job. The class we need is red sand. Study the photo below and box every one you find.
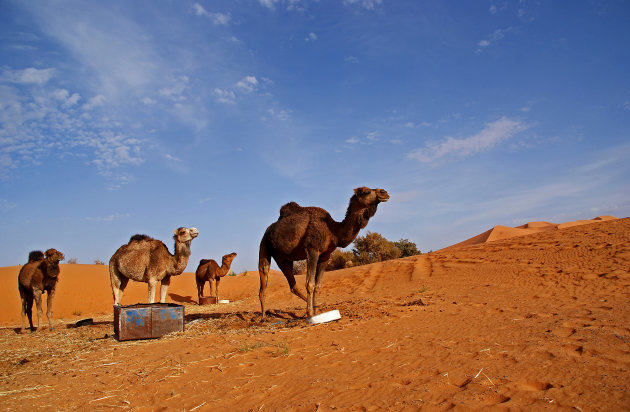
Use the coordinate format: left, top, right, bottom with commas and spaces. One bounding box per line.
0, 217, 629, 410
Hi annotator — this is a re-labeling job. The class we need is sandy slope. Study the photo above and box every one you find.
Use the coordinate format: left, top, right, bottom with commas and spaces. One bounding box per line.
0, 217, 629, 410
442, 215, 618, 250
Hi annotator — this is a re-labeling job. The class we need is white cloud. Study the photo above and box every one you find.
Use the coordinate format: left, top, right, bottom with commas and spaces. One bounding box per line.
265, 108, 291, 121
158, 76, 189, 100
191, 4, 230, 25
345, 56, 359, 64
1, 67, 54, 85
408, 117, 529, 163
213, 88, 236, 104
346, 136, 360, 144
0, 198, 18, 212
236, 76, 258, 93
83, 94, 106, 110
305, 32, 317, 42
259, 0, 280, 9
85, 213, 130, 222
343, 0, 382, 10
477, 27, 511, 49
62, 92, 81, 108
141, 97, 156, 105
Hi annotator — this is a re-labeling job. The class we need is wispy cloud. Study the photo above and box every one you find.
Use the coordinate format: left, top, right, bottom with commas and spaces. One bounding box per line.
477, 27, 512, 50
191, 4, 230, 25
236, 76, 259, 93
85, 213, 130, 222
1, 67, 54, 85
214, 88, 236, 104
305, 32, 318, 42
0, 69, 146, 182
408, 117, 529, 163
343, 0, 383, 10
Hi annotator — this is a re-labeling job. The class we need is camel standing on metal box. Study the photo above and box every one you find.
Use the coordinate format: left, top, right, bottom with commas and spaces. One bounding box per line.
18, 248, 65, 332
258, 187, 389, 319
195, 252, 237, 301
109, 227, 198, 305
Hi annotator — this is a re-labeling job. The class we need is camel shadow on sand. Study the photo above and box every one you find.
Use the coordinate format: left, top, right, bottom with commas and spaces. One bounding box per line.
169, 293, 197, 304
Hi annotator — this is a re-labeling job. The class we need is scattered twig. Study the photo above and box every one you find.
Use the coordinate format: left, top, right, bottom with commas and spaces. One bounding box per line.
89, 395, 118, 403
190, 401, 207, 411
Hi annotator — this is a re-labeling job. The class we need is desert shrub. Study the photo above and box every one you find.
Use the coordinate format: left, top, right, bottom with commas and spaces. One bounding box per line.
94, 259, 105, 265
66, 258, 78, 264
327, 249, 355, 271
352, 231, 401, 265
394, 238, 421, 257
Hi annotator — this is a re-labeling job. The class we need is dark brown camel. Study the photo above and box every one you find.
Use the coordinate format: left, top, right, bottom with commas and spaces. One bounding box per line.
18, 248, 65, 332
109, 227, 199, 305
258, 186, 389, 320
195, 252, 237, 302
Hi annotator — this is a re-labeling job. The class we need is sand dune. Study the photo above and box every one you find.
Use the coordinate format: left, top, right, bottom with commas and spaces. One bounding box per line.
443, 215, 618, 250
0, 217, 629, 410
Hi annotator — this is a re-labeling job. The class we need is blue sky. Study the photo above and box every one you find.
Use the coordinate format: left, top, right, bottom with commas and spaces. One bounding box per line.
1, 0, 629, 272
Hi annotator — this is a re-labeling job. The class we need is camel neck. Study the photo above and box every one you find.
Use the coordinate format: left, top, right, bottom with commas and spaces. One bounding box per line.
169, 241, 191, 274
336, 199, 376, 248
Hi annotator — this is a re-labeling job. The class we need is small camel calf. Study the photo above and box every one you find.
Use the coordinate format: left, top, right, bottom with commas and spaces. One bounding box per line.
195, 252, 237, 302
18, 248, 64, 332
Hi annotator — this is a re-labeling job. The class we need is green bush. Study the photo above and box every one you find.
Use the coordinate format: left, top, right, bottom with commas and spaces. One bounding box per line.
394, 238, 421, 257
352, 231, 401, 265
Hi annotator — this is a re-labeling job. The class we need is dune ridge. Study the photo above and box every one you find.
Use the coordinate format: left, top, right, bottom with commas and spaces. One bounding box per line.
442, 215, 618, 250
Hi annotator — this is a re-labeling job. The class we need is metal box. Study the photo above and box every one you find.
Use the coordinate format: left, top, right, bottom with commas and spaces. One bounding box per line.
113, 303, 184, 341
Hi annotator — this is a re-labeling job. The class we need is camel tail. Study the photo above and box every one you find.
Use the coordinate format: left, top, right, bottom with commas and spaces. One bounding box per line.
28, 250, 44, 263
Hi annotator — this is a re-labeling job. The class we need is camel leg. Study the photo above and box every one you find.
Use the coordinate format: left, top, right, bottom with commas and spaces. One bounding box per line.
258, 261, 270, 320
33, 289, 43, 331
277, 259, 307, 302
109, 265, 129, 306
210, 278, 216, 298
215, 277, 221, 300
259, 239, 272, 320
312, 260, 328, 311
159, 277, 170, 303
305, 250, 320, 318
196, 277, 204, 301
147, 279, 158, 303
19, 287, 32, 333
46, 289, 56, 330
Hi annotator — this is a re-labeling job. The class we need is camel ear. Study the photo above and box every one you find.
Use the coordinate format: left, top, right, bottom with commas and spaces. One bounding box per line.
173, 229, 178, 235
354, 187, 371, 196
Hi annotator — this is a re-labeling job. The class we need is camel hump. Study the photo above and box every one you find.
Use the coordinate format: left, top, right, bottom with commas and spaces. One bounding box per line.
129, 234, 152, 243
280, 201, 302, 218
28, 250, 45, 263
199, 259, 212, 265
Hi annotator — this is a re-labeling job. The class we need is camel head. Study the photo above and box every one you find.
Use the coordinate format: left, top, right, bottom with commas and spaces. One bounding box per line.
350, 187, 389, 229
353, 187, 390, 206
173, 227, 199, 244
45, 248, 64, 263
222, 252, 237, 265
45, 249, 64, 277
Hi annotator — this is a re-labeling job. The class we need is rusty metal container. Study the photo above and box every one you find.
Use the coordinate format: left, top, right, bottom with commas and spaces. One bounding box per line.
199, 296, 217, 305
113, 303, 184, 341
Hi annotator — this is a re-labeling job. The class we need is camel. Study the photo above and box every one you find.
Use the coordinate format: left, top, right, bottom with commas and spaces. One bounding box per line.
195, 252, 237, 302
109, 227, 199, 305
258, 186, 389, 320
18, 248, 65, 332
